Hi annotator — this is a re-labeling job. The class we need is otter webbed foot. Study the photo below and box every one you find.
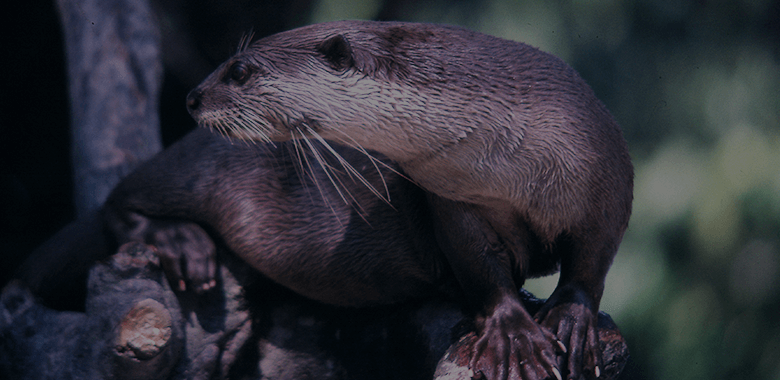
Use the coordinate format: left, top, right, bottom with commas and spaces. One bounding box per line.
145, 221, 218, 293
534, 286, 603, 380
470, 296, 564, 380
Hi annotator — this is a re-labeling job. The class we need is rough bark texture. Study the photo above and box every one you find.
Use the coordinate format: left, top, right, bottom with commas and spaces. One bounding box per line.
1, 243, 183, 379
57, 0, 164, 217
1, 242, 628, 379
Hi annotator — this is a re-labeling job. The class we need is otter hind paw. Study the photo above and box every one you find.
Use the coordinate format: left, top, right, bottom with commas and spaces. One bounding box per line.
469, 301, 565, 380
536, 302, 602, 380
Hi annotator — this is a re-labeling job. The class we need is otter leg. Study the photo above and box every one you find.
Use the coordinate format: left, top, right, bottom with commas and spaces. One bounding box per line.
428, 195, 563, 380
534, 232, 616, 380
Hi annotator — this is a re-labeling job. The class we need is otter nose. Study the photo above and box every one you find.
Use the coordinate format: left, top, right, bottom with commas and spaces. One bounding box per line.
186, 89, 202, 114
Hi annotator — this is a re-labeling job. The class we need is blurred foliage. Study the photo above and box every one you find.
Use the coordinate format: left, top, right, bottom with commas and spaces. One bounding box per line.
308, 1, 780, 379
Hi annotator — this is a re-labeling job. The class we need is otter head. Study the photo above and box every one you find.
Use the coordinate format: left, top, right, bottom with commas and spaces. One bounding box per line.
186, 21, 476, 161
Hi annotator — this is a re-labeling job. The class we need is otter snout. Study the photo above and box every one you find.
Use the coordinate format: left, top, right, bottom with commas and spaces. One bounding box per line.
186, 89, 202, 116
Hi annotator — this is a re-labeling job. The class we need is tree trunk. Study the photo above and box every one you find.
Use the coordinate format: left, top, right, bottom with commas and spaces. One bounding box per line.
57, 0, 163, 217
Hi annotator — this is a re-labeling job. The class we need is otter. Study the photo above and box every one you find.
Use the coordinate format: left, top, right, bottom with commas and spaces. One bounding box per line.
185, 20, 633, 380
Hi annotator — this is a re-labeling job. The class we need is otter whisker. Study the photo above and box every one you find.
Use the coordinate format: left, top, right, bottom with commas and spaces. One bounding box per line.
237, 29, 255, 54
331, 127, 415, 189
289, 130, 347, 227
303, 125, 391, 206
220, 120, 237, 141
289, 133, 315, 197
241, 118, 272, 144
296, 129, 352, 207
205, 119, 233, 142
291, 129, 326, 193
215, 121, 226, 137
228, 106, 273, 144
295, 140, 374, 224
321, 129, 411, 211
291, 133, 322, 194
296, 127, 374, 222
233, 119, 253, 142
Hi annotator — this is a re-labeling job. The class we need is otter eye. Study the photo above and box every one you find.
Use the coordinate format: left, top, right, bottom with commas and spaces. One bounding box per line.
227, 62, 253, 84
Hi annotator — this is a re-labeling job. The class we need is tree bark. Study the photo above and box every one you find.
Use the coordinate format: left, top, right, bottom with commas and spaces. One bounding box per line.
2, 242, 628, 379
57, 0, 163, 217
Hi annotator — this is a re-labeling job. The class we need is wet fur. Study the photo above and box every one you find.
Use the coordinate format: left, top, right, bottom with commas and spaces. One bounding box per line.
103, 128, 452, 306
187, 20, 633, 380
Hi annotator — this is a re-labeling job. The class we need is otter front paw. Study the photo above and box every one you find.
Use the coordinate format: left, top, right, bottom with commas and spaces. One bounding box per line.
470, 300, 564, 380
146, 221, 217, 293
535, 300, 602, 380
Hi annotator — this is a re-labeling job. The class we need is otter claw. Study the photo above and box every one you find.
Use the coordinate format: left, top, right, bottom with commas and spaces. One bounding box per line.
552, 366, 562, 380
557, 340, 567, 353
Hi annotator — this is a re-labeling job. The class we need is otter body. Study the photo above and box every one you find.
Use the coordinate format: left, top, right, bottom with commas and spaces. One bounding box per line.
186, 21, 633, 380
103, 128, 449, 307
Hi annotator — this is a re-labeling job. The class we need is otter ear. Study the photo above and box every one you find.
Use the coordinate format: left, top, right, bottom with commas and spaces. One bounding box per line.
318, 34, 354, 71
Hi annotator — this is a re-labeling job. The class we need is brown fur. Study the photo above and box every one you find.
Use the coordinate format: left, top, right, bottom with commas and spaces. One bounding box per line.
103, 128, 452, 306
186, 21, 633, 380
